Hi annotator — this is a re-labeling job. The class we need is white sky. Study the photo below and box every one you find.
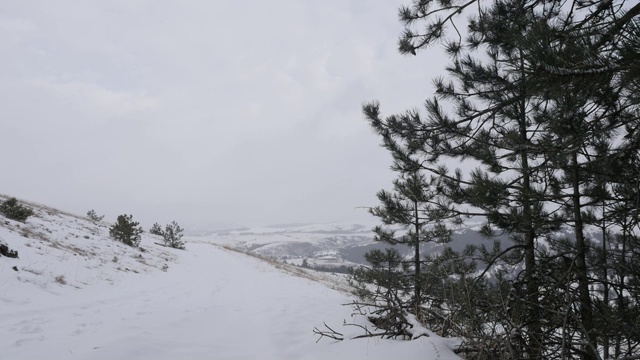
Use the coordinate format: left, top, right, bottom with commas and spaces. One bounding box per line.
1, 0, 447, 229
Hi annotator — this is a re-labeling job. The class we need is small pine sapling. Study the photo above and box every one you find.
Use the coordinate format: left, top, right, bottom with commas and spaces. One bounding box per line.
109, 214, 143, 247
0, 197, 34, 222
86, 209, 105, 221
149, 223, 164, 236
162, 221, 185, 249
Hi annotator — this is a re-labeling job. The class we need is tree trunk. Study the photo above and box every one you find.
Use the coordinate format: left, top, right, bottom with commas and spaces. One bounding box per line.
518, 47, 542, 358
602, 202, 609, 360
414, 200, 421, 312
571, 151, 598, 359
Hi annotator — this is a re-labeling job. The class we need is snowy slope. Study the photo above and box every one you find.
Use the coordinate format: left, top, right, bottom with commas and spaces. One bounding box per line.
0, 197, 461, 359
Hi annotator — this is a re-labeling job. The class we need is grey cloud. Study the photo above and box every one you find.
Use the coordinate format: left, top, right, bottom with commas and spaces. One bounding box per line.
1, 0, 448, 229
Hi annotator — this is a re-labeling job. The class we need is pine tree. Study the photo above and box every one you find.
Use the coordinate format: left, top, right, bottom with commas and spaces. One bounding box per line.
86, 209, 104, 221
354, 0, 639, 356
0, 197, 34, 222
350, 248, 412, 336
529, 9, 640, 356
594, 149, 640, 357
350, 169, 454, 338
149, 223, 163, 236
162, 221, 184, 249
366, 2, 564, 355
109, 214, 143, 247
369, 171, 452, 310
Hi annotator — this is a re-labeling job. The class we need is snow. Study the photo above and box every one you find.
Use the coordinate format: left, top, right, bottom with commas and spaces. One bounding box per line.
0, 198, 460, 359
205, 224, 373, 251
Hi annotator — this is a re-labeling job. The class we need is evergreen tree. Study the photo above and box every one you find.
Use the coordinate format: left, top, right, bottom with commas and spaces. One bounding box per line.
361, 0, 640, 357
593, 149, 640, 357
0, 197, 34, 222
162, 221, 184, 249
86, 209, 104, 222
350, 170, 453, 338
529, 7, 640, 356
109, 214, 143, 247
149, 223, 163, 236
350, 248, 412, 337
369, 171, 452, 310
366, 2, 563, 355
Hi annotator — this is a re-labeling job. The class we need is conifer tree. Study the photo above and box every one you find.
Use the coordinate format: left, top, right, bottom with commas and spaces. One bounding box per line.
350, 248, 412, 336
86, 209, 104, 222
109, 214, 143, 247
366, 2, 563, 355
369, 171, 452, 309
363, 0, 640, 357
162, 221, 184, 249
149, 223, 163, 236
0, 197, 34, 222
351, 0, 640, 356
528, 8, 640, 355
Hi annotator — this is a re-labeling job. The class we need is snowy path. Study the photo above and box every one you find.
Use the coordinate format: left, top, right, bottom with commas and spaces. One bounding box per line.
1, 243, 459, 359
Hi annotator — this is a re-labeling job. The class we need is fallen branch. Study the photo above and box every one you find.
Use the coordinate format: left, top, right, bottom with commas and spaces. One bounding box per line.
313, 322, 343, 342
343, 321, 373, 336
154, 242, 185, 250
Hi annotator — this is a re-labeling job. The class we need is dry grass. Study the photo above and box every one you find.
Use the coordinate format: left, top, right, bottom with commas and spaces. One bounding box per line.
48, 240, 94, 257
19, 226, 50, 241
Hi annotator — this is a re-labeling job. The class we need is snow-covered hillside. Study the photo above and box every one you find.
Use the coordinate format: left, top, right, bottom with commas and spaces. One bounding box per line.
0, 197, 461, 359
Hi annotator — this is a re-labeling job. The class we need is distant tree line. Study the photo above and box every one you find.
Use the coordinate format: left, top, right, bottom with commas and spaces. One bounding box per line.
348, 1, 640, 359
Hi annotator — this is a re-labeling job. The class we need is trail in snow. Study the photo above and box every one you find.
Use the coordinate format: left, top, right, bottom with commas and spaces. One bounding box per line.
0, 199, 460, 359
2, 242, 460, 359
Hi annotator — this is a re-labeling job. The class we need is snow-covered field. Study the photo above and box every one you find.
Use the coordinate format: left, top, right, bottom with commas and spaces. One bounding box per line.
0, 197, 460, 359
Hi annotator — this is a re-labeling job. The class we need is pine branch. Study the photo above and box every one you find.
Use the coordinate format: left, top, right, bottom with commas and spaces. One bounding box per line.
474, 244, 527, 282
593, 2, 640, 49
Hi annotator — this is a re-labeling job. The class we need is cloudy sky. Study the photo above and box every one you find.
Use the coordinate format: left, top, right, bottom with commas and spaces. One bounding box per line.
1, 0, 448, 229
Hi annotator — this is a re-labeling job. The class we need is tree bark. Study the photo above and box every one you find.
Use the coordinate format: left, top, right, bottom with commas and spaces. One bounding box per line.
571, 151, 598, 359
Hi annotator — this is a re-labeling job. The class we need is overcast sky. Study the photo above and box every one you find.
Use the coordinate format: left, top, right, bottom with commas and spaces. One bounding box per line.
1, 0, 448, 230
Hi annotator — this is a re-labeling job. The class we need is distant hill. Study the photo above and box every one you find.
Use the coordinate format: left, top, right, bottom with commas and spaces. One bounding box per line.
196, 220, 517, 272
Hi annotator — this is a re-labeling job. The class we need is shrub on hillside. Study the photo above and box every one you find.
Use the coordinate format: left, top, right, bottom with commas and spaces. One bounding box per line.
86, 209, 105, 221
0, 197, 34, 222
149, 221, 185, 249
162, 221, 185, 249
149, 222, 163, 236
0, 240, 18, 258
109, 214, 143, 247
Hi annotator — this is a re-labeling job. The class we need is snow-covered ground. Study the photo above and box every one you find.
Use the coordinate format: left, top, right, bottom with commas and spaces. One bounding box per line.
0, 197, 460, 359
